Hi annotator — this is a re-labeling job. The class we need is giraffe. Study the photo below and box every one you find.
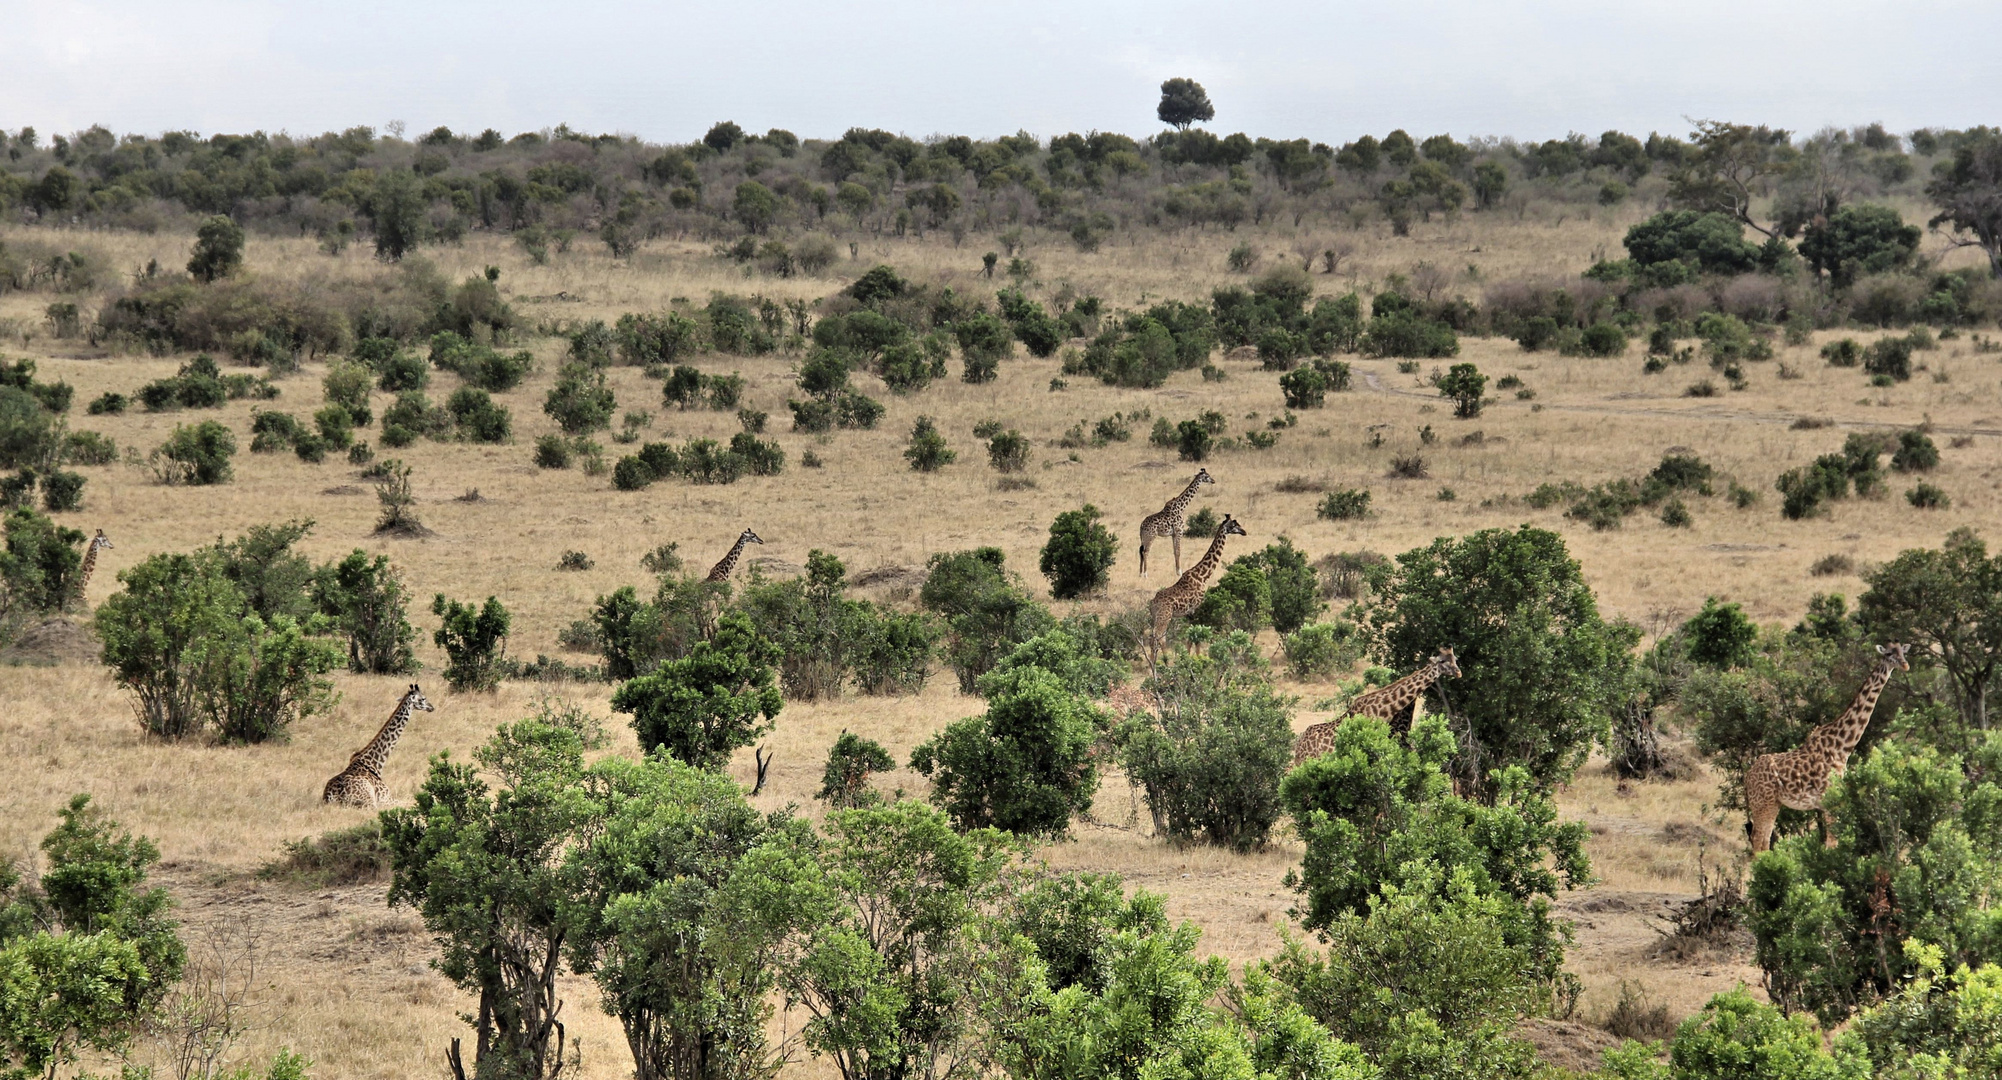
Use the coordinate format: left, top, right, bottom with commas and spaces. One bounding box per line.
1745, 643, 1910, 853
1291, 648, 1462, 767
1146, 514, 1247, 668
1138, 468, 1215, 578
322, 684, 435, 808
73, 529, 111, 608
706, 529, 764, 582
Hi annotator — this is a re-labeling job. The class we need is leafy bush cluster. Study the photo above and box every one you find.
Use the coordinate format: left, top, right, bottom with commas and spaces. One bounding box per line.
1554, 451, 1717, 531
612, 433, 783, 490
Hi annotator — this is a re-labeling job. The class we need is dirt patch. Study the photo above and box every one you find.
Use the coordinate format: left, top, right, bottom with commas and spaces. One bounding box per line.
1514, 1017, 1625, 1073
0, 617, 99, 665
851, 564, 925, 591
749, 556, 803, 576
373, 520, 438, 539
319, 485, 365, 496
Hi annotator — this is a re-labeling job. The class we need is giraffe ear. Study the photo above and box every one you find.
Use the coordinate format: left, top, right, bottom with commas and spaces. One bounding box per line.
1877, 645, 1889, 656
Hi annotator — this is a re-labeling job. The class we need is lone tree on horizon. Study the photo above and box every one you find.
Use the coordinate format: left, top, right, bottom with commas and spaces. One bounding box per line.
1157, 78, 1215, 130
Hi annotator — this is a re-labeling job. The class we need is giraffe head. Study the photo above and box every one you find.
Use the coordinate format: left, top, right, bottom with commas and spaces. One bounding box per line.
1192, 468, 1214, 488
90, 529, 112, 551
1435, 647, 1462, 678
403, 683, 437, 713
740, 529, 764, 547
1877, 643, 1911, 672
1218, 514, 1247, 539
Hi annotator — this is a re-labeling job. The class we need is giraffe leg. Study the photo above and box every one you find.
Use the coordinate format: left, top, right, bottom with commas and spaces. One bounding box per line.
1745, 760, 1781, 854
1139, 531, 1150, 578
1172, 533, 1183, 576
1819, 806, 1838, 849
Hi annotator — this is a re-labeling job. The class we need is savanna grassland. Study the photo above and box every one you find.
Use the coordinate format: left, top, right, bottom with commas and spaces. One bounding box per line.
2, 196, 1998, 1078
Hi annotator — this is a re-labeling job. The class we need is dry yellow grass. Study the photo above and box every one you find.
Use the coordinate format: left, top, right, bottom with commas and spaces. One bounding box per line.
0, 215, 1984, 1075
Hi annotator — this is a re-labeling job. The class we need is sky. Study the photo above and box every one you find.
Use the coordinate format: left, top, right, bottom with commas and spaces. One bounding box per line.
5, 0, 1999, 146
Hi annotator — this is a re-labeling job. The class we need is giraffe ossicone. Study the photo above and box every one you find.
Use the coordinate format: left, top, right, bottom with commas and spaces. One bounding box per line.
1291, 647, 1462, 767
1744, 642, 1909, 853
322, 683, 436, 808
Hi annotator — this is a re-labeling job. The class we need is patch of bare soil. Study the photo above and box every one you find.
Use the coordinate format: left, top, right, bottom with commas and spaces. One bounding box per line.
1, 616, 98, 665
1514, 1018, 1626, 1073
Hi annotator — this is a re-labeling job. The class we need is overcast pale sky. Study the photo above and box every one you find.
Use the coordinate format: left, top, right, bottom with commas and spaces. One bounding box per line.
6, 1, 1998, 145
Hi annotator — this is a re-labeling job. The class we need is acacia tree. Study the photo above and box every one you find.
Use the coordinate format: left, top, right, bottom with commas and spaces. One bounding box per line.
383, 719, 592, 1080
565, 754, 818, 1080
1665, 121, 1796, 239
1858, 527, 2002, 731
1156, 78, 1215, 130
611, 612, 782, 769
1927, 129, 2002, 276
186, 215, 245, 282
1363, 526, 1639, 800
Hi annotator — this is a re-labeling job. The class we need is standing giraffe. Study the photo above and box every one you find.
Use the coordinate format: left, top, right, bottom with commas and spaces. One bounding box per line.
1138, 468, 1214, 578
72, 529, 112, 608
1745, 643, 1910, 853
706, 529, 764, 582
1146, 514, 1247, 667
322, 684, 435, 808
1291, 648, 1462, 766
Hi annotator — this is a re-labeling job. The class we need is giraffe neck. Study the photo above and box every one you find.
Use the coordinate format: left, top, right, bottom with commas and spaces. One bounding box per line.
78, 542, 101, 591
712, 535, 751, 578
353, 698, 414, 775
1176, 530, 1233, 591
1368, 659, 1446, 711
1164, 476, 1205, 518
1808, 658, 1898, 761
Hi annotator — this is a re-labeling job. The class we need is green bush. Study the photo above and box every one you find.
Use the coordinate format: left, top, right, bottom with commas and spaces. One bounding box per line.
1361, 525, 1640, 799
313, 404, 354, 450
1269, 878, 1550, 1080
86, 391, 127, 416
375, 350, 430, 392
1039, 504, 1117, 599
817, 731, 896, 808
447, 387, 511, 443
1189, 559, 1272, 634
544, 361, 617, 434
920, 547, 1056, 693
1800, 204, 1922, 288
1891, 429, 1939, 472
187, 214, 245, 282
151, 420, 236, 485
1683, 596, 1758, 668
322, 361, 373, 426
1318, 488, 1371, 521
1577, 322, 1629, 357
533, 434, 571, 469
312, 549, 418, 674
1822, 338, 1862, 367
1176, 419, 1212, 461
1668, 988, 1859, 1080
0, 794, 186, 1079
1280, 715, 1589, 996
1864, 337, 1913, 381
430, 593, 511, 692
1849, 945, 2002, 1078
1117, 631, 1295, 850
1278, 365, 1329, 409
380, 390, 453, 441
1437, 362, 1487, 418
97, 546, 340, 740
1623, 210, 1761, 276
1284, 620, 1366, 679
612, 612, 783, 769
38, 469, 83, 512
988, 429, 1029, 473
1906, 481, 1950, 509
728, 431, 783, 476
910, 650, 1104, 837
1, 507, 85, 617
904, 415, 955, 472
1748, 736, 2002, 1025
0, 388, 59, 470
